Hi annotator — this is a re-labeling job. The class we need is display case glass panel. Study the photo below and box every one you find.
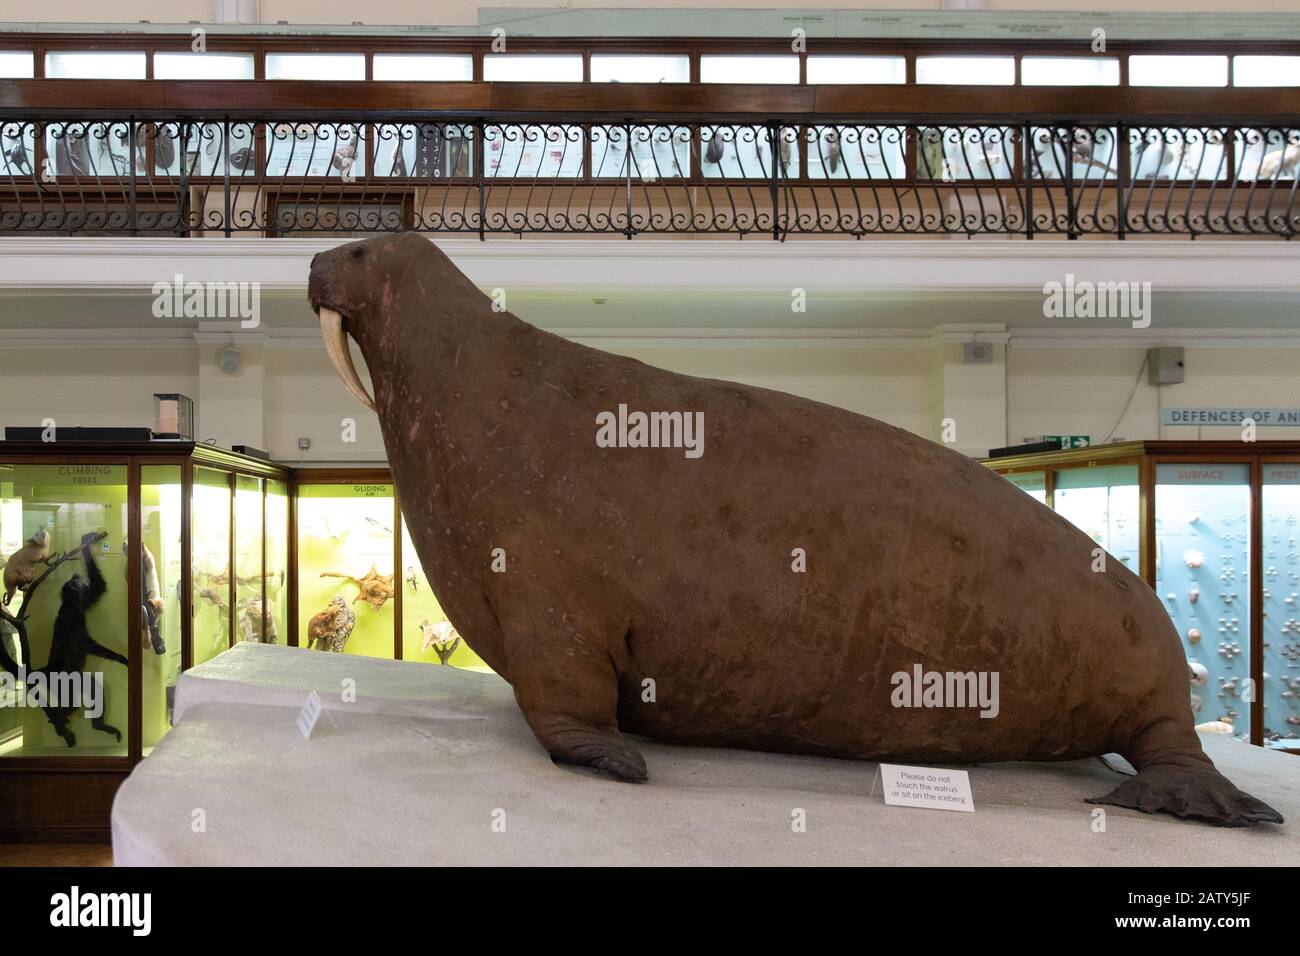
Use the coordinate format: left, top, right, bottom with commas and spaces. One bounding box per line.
1155, 463, 1252, 741
234, 475, 267, 645
296, 483, 396, 658
1129, 55, 1228, 88
1053, 464, 1140, 570
373, 53, 474, 82
1021, 57, 1119, 87
374, 123, 472, 179
591, 124, 691, 180
482, 54, 582, 83
0, 462, 130, 757
266, 479, 289, 648
805, 56, 905, 85
140, 465, 183, 747
191, 467, 231, 668
699, 55, 799, 85
701, 125, 799, 179
153, 52, 254, 80
1262, 463, 1300, 749
265, 53, 364, 81
484, 123, 583, 178
805, 125, 905, 180
590, 54, 690, 84
0, 51, 34, 79
399, 518, 487, 670
1003, 471, 1047, 504
915, 56, 1014, 86
45, 51, 145, 80
1234, 55, 1300, 88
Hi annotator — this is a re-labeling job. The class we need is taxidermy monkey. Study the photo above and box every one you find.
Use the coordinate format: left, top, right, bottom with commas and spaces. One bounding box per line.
123, 541, 166, 656
44, 534, 127, 747
3, 527, 52, 606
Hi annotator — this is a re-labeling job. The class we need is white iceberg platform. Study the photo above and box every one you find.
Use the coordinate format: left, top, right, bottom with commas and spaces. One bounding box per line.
112, 643, 1297, 866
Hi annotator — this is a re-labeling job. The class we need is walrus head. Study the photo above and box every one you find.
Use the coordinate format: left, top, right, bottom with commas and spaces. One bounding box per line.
308, 233, 434, 412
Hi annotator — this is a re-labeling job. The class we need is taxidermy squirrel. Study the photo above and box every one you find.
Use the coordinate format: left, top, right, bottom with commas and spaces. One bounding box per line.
45, 533, 128, 747
2, 527, 52, 606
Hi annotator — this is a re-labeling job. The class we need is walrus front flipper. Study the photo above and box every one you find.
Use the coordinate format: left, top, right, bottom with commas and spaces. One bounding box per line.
502, 613, 647, 783
1087, 761, 1283, 828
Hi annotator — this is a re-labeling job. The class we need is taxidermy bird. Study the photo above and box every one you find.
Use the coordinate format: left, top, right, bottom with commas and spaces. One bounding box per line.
319, 565, 396, 611
390, 142, 407, 178
56, 128, 91, 177
4, 139, 30, 175
1258, 143, 1300, 180
332, 135, 357, 181
406, 566, 420, 592
153, 127, 176, 171
1069, 130, 1114, 175
419, 619, 461, 665
237, 597, 276, 644
918, 127, 946, 179
2, 527, 52, 606
308, 595, 356, 653
824, 129, 842, 174
227, 147, 254, 172
197, 586, 227, 611
704, 131, 725, 166
779, 135, 792, 175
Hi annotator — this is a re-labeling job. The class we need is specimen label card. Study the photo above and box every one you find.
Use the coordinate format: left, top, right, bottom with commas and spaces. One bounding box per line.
879, 764, 974, 812
298, 690, 324, 740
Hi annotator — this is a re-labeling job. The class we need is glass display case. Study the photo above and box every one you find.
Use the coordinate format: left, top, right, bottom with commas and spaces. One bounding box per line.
292, 471, 487, 670
985, 441, 1300, 751
1262, 462, 1300, 750
0, 441, 289, 840
1154, 463, 1252, 742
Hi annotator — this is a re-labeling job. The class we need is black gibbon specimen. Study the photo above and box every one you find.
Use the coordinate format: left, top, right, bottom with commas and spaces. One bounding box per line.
44, 534, 127, 747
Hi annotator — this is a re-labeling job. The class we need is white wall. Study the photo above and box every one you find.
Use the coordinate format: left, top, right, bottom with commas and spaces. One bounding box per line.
3, 335, 1297, 461
1008, 346, 1300, 445
0, 346, 197, 437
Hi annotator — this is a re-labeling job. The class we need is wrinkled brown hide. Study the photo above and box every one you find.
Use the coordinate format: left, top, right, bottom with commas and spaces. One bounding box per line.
309, 233, 1281, 827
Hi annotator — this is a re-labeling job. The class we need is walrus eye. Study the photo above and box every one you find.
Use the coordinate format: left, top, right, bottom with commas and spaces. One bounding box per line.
351, 247, 365, 260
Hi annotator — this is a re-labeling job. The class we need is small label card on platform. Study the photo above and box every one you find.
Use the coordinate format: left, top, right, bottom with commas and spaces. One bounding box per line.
297, 690, 324, 740
879, 764, 974, 812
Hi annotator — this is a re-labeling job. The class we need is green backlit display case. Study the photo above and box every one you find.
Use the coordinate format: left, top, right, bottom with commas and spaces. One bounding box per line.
0, 441, 290, 840
986, 441, 1300, 751
291, 471, 487, 669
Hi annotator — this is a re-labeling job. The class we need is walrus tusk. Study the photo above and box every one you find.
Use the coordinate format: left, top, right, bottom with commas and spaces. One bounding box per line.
319, 308, 376, 411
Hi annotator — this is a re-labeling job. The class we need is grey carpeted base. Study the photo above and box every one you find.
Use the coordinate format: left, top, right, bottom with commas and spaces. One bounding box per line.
111, 643, 1295, 865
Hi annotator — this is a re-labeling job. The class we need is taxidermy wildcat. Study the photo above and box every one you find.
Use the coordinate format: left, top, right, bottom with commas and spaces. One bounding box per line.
44, 534, 128, 747
3, 527, 52, 606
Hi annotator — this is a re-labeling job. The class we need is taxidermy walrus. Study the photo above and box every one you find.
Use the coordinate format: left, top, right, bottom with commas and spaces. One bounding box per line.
309, 233, 1281, 828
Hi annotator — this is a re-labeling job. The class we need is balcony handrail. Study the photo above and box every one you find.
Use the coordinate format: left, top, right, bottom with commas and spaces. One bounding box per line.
4, 79, 1300, 124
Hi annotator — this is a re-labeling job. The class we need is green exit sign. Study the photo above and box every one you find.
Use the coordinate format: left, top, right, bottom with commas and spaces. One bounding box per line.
1043, 435, 1091, 449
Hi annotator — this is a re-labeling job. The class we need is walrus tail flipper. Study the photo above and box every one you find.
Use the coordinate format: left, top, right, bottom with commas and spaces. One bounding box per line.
1086, 754, 1282, 828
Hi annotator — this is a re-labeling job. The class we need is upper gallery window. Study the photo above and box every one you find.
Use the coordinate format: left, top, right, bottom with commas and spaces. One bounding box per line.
265, 53, 365, 81
45, 51, 146, 79
1233, 55, 1300, 87
1021, 56, 1120, 86
590, 54, 690, 83
373, 54, 474, 81
0, 50, 34, 78
916, 56, 1015, 85
699, 55, 799, 84
154, 52, 254, 80
482, 54, 583, 82
805, 55, 906, 84
1129, 54, 1228, 87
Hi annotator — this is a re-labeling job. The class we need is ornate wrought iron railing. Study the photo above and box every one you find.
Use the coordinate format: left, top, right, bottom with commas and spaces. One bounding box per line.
2, 116, 1298, 238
